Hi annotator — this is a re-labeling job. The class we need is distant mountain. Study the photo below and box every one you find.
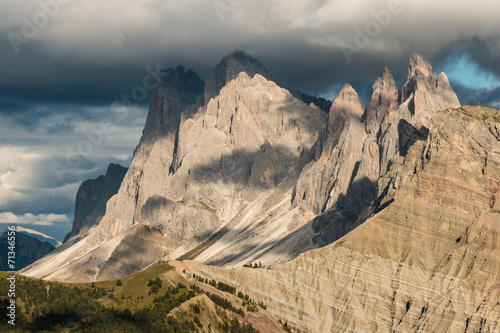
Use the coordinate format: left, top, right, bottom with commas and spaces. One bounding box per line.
16, 226, 61, 248
0, 228, 55, 271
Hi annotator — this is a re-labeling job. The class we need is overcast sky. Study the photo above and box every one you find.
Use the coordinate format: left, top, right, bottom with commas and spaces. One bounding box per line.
1, 0, 499, 241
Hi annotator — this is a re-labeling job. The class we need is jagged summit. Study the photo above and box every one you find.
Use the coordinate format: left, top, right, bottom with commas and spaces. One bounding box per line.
407, 52, 435, 79
329, 83, 365, 119
24, 52, 468, 280
402, 53, 460, 118
365, 67, 400, 134
204, 51, 273, 104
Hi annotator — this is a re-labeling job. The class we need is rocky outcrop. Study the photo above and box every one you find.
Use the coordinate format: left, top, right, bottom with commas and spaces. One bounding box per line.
293, 84, 368, 215
0, 230, 55, 271
195, 106, 500, 332
63, 163, 127, 243
289, 53, 463, 249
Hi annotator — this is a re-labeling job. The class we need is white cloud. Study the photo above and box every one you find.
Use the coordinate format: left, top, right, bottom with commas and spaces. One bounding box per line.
0, 212, 69, 226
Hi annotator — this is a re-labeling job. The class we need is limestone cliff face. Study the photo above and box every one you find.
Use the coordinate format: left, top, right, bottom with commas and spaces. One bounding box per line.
22, 53, 327, 281
291, 53, 462, 249
196, 106, 500, 333
99, 66, 205, 241
293, 84, 368, 216
63, 163, 127, 243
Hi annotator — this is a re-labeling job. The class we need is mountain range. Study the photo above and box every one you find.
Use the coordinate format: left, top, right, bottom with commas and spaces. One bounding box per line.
0, 227, 57, 271
20, 51, 500, 332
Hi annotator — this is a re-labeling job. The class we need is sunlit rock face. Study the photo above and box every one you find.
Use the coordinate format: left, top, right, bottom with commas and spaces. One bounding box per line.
22, 52, 327, 281
23, 55, 500, 333
198, 104, 500, 332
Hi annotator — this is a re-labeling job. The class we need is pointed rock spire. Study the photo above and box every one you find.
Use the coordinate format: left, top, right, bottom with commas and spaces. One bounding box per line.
402, 53, 460, 118
407, 53, 435, 79
366, 67, 401, 134
329, 84, 365, 120
323, 84, 366, 158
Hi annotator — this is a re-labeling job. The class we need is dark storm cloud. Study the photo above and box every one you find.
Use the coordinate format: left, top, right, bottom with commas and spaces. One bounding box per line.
450, 84, 500, 107
0, 38, 165, 108
1, 0, 499, 108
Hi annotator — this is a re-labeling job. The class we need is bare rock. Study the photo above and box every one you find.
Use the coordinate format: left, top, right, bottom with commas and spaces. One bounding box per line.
63, 163, 127, 243
204, 51, 272, 105
402, 53, 460, 123
293, 84, 367, 215
365, 67, 401, 135
199, 104, 500, 332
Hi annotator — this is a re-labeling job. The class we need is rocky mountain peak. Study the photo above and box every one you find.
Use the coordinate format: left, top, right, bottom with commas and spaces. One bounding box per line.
329, 83, 365, 120
204, 51, 272, 104
402, 53, 460, 119
323, 83, 365, 155
407, 52, 435, 79
366, 67, 401, 134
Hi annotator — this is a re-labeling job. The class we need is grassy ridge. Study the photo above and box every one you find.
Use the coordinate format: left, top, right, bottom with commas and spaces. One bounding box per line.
0, 263, 263, 332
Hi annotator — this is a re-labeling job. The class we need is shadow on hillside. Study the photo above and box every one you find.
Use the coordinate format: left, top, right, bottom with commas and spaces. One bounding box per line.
177, 176, 380, 267
185, 143, 316, 189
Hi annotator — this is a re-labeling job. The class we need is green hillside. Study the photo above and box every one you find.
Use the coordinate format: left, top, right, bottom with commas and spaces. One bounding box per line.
0, 262, 280, 332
